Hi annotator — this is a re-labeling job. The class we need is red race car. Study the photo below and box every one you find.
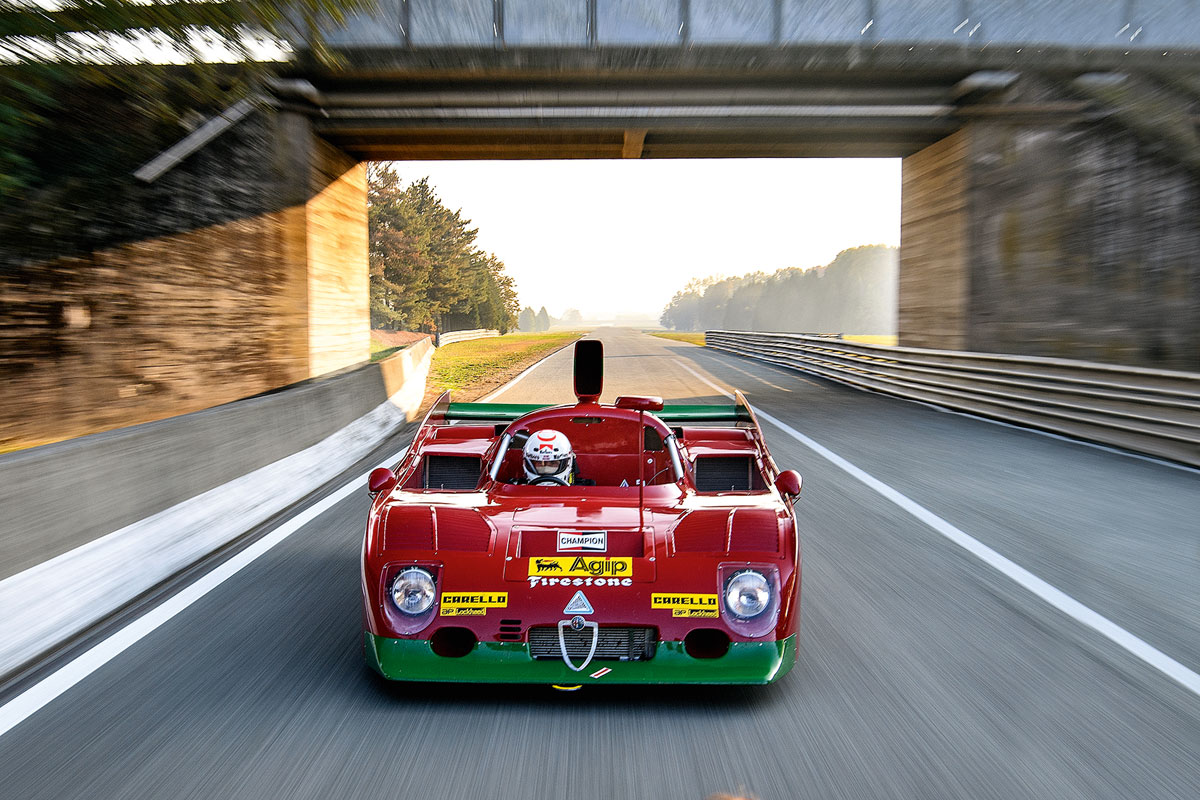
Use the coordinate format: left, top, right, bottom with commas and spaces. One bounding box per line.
362, 341, 802, 685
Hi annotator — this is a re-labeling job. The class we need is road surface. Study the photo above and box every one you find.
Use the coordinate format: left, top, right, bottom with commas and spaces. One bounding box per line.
1, 328, 1197, 800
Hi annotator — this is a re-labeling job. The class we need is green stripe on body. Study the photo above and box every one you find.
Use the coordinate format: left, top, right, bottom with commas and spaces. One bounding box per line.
364, 633, 796, 685
445, 403, 750, 425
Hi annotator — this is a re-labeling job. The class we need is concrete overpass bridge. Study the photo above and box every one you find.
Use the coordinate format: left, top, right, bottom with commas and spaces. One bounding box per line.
277, 1, 1200, 365
3, 0, 1200, 446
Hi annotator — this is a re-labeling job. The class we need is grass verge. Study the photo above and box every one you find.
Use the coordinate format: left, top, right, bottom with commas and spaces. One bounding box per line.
370, 344, 407, 362
427, 331, 584, 402
649, 331, 705, 346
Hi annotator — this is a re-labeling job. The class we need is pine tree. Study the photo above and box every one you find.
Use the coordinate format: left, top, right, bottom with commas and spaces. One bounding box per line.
535, 306, 551, 332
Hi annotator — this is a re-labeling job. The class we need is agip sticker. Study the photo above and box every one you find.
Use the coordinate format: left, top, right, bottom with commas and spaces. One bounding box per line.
651, 593, 719, 617
439, 592, 508, 617
528, 556, 632, 578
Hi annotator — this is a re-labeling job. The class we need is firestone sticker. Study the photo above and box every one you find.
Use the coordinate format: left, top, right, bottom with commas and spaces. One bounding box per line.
528, 556, 631, 578
651, 593, 719, 618
439, 592, 508, 617
529, 576, 633, 588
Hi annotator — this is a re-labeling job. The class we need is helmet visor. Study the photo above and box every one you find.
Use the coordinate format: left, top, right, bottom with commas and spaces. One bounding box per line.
532, 458, 568, 475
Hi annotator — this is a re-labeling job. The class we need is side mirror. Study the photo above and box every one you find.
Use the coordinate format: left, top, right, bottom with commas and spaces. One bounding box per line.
775, 470, 802, 499
368, 467, 397, 497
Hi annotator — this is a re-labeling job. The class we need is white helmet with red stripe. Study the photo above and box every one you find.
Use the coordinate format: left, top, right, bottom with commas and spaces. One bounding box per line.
523, 429, 574, 484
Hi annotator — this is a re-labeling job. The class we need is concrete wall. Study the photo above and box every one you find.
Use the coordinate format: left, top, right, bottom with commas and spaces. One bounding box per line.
0, 338, 432, 583
0, 107, 370, 450
900, 130, 970, 351
0, 338, 433, 679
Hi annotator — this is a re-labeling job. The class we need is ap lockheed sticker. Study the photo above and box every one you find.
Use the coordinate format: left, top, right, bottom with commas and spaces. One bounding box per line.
439, 592, 508, 617
651, 593, 719, 617
557, 530, 607, 553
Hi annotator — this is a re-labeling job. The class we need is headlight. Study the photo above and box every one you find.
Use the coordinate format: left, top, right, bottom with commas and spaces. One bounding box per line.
724, 570, 771, 619
390, 567, 436, 615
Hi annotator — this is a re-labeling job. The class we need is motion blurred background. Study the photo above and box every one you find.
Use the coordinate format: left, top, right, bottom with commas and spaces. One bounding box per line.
1, 4, 1198, 798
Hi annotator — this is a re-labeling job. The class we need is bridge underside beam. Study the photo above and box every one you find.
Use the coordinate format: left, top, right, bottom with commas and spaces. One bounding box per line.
321, 125, 958, 161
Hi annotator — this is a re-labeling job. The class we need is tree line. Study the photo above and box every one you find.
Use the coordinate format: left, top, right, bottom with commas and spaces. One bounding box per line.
517, 306, 582, 332
369, 164, 519, 334
660, 245, 898, 334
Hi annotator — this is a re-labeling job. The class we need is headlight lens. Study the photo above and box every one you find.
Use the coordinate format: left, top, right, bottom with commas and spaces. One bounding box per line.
724, 570, 771, 619
390, 567, 436, 615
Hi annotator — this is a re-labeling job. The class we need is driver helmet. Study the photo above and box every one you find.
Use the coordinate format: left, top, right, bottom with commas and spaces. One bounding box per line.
523, 429, 574, 484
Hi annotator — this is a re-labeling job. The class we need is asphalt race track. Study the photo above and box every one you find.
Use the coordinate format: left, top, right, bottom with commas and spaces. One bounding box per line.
1, 328, 1197, 799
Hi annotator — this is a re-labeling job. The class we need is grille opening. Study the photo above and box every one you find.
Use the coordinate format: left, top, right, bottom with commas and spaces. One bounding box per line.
431, 627, 476, 658
528, 626, 657, 661
684, 629, 731, 659
424, 455, 481, 490
694, 456, 754, 492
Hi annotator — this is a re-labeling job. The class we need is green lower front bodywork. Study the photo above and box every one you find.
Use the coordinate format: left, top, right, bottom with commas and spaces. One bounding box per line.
364, 632, 797, 685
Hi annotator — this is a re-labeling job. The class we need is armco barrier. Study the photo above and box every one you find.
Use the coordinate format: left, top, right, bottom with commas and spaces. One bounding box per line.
0, 337, 433, 679
436, 328, 498, 347
706, 330, 1200, 468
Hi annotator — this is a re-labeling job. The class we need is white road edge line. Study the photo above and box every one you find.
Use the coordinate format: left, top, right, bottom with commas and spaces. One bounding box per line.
0, 447, 408, 740
675, 359, 1200, 697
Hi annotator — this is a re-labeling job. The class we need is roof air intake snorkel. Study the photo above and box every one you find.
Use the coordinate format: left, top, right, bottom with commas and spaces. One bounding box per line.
573, 339, 603, 404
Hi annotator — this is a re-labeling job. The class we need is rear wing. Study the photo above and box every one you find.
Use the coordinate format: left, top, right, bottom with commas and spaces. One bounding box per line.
444, 401, 753, 425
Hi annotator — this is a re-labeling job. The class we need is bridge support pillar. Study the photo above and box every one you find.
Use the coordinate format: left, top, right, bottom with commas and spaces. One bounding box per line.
900, 107, 1200, 370
275, 113, 370, 378
899, 131, 970, 351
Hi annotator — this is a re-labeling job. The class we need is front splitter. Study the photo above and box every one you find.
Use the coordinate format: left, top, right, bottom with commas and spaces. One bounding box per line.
364, 632, 797, 685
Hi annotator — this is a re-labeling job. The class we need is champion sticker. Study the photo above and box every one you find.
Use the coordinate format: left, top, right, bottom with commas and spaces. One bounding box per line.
651, 593, 719, 617
439, 592, 507, 616
528, 556, 632, 578
557, 530, 607, 553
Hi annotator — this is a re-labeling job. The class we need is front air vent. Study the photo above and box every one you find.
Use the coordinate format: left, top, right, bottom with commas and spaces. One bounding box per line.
728, 508, 779, 553
694, 456, 754, 492
498, 619, 522, 642
383, 506, 434, 550
528, 626, 657, 661
433, 507, 492, 552
425, 455, 481, 490
671, 510, 728, 553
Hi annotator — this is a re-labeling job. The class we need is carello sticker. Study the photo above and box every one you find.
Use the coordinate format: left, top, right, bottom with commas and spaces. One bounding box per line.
557, 530, 607, 552
651, 593, 719, 617
528, 556, 632, 578
439, 592, 507, 616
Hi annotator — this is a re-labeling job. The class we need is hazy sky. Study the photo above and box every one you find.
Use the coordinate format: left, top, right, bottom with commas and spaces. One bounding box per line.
386, 159, 901, 319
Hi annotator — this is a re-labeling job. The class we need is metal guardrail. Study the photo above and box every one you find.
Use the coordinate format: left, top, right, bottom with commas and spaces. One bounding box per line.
706, 330, 1200, 468
436, 328, 499, 347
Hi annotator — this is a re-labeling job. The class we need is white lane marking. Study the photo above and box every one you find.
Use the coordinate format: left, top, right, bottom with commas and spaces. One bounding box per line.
675, 359, 1200, 697
713, 360, 793, 392
0, 448, 406, 740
